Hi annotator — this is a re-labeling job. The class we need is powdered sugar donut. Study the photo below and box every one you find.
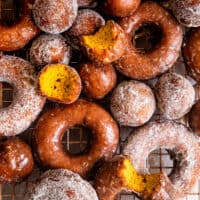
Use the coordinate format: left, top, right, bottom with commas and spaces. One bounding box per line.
170, 0, 200, 27
30, 34, 71, 67
110, 81, 156, 127
33, 0, 78, 34
123, 120, 200, 199
24, 169, 98, 200
0, 55, 45, 136
155, 73, 195, 120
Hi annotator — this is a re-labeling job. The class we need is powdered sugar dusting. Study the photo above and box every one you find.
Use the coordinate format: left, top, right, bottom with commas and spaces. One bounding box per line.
110, 80, 156, 127
0, 55, 45, 136
24, 169, 98, 200
123, 120, 200, 197
33, 0, 78, 34
30, 34, 71, 67
155, 73, 195, 120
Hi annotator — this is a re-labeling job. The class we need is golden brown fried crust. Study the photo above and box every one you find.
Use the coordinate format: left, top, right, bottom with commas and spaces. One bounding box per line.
0, 0, 40, 51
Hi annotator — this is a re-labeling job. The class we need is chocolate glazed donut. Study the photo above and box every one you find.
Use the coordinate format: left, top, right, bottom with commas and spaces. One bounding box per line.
34, 99, 119, 177
115, 1, 183, 80
0, 0, 40, 51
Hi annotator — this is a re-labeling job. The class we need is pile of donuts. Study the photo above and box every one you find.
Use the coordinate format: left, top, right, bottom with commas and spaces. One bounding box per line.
0, 0, 200, 199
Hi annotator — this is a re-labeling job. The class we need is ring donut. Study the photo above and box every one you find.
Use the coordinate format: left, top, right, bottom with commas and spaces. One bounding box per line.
123, 120, 200, 198
34, 99, 119, 177
0, 55, 45, 136
0, 0, 40, 52
115, 1, 183, 80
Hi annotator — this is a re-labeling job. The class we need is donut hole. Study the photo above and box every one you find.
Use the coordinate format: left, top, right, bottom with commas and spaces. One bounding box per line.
62, 126, 92, 155
147, 148, 175, 176
0, 82, 14, 108
133, 23, 162, 53
0, 0, 21, 26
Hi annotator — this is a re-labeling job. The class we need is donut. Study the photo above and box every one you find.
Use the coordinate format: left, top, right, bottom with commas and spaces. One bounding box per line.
155, 73, 195, 120
0, 0, 40, 52
189, 100, 200, 136
78, 0, 97, 8
95, 155, 179, 200
170, 0, 200, 27
30, 34, 71, 68
0, 55, 45, 136
0, 138, 34, 183
81, 20, 128, 64
102, 0, 141, 17
38, 64, 81, 104
33, 0, 78, 34
24, 169, 98, 200
183, 28, 200, 82
79, 62, 117, 99
194, 84, 200, 101
123, 120, 200, 198
110, 81, 156, 127
115, 1, 183, 80
34, 99, 119, 177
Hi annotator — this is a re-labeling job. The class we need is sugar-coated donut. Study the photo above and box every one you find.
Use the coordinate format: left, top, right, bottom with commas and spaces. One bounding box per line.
0, 138, 33, 183
110, 81, 156, 127
103, 0, 141, 17
184, 28, 200, 82
170, 0, 200, 27
33, 0, 78, 34
123, 120, 200, 199
189, 100, 200, 137
81, 20, 128, 64
34, 99, 119, 177
115, 1, 183, 80
155, 73, 195, 120
24, 169, 98, 200
78, 0, 96, 7
79, 62, 117, 99
0, 0, 40, 52
0, 55, 45, 136
30, 34, 71, 67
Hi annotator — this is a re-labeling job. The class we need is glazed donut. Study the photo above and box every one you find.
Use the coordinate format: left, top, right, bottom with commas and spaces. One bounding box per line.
79, 62, 117, 99
34, 99, 119, 177
184, 28, 200, 82
155, 73, 195, 120
110, 81, 156, 127
102, 0, 141, 17
0, 138, 33, 183
24, 169, 98, 200
0, 0, 40, 52
189, 100, 200, 136
115, 1, 183, 80
0, 55, 45, 136
123, 120, 200, 198
170, 0, 200, 27
30, 34, 71, 67
33, 0, 78, 34
95, 155, 180, 200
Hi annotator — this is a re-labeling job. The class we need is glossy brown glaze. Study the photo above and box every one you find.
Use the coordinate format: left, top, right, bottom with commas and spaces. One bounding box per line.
0, 138, 34, 183
170, 0, 200, 27
33, 0, 78, 34
103, 0, 141, 17
0, 0, 40, 51
34, 99, 119, 177
115, 1, 183, 80
184, 28, 200, 82
189, 100, 200, 137
30, 34, 71, 67
79, 62, 117, 99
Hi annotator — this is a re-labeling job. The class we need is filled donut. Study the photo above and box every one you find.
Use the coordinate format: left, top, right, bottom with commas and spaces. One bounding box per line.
24, 169, 98, 200
0, 55, 45, 136
0, 0, 40, 51
123, 120, 200, 199
115, 1, 183, 80
34, 99, 119, 177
